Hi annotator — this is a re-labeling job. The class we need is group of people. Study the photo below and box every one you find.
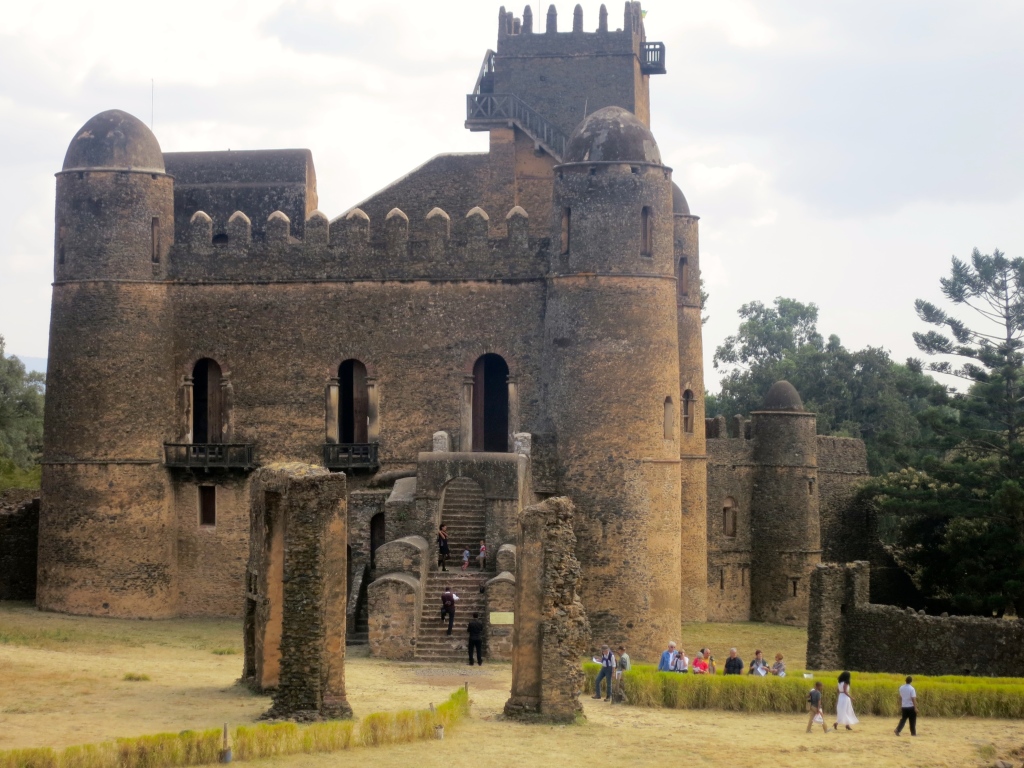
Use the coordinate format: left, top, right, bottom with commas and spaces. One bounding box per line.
656, 642, 787, 677
592, 644, 630, 702
439, 585, 485, 666
436, 524, 486, 572
806, 672, 919, 737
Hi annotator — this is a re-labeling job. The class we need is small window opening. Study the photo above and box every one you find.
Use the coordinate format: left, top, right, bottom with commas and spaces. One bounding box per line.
741, 567, 746, 587
723, 497, 737, 538
663, 396, 675, 439
791, 578, 800, 597
370, 512, 385, 569
151, 217, 160, 263
641, 206, 653, 257
677, 257, 689, 297
560, 208, 571, 255
630, 166, 639, 175
77, 171, 84, 180
719, 569, 725, 590
212, 233, 229, 245
58, 226, 66, 265
682, 389, 695, 433
199, 486, 216, 527
808, 478, 816, 495
589, 166, 597, 176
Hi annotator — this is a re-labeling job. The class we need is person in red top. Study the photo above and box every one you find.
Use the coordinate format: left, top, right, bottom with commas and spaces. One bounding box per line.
692, 654, 709, 674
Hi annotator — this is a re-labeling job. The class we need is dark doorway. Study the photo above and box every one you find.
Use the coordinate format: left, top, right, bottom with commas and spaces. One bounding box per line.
192, 358, 222, 443
472, 354, 509, 452
369, 513, 385, 569
339, 359, 369, 443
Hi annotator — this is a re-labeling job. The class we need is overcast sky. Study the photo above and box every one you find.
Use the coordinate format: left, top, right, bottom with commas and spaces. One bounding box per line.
1, 0, 1022, 392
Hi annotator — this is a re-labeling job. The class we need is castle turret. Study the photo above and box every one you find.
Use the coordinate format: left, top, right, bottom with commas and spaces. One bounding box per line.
543, 106, 682, 657
673, 183, 707, 621
38, 110, 178, 617
749, 381, 821, 625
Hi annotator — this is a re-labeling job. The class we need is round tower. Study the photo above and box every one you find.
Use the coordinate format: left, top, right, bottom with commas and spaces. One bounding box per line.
673, 183, 708, 621
38, 110, 178, 617
749, 381, 821, 625
543, 106, 682, 658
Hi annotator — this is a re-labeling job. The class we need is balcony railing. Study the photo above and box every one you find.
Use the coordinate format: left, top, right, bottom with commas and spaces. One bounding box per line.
641, 42, 666, 75
164, 443, 256, 470
466, 93, 569, 161
323, 443, 380, 471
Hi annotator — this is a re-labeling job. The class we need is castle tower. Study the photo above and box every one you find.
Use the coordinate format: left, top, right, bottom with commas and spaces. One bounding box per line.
673, 184, 707, 621
543, 106, 682, 657
749, 381, 821, 625
38, 110, 178, 617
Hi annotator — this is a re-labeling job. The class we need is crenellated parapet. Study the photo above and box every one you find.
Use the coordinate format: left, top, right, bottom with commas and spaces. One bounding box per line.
167, 204, 548, 282
498, 3, 644, 43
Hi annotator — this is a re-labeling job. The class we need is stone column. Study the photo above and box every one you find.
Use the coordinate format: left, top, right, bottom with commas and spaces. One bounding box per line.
460, 375, 475, 452
366, 376, 380, 442
180, 375, 194, 443
220, 376, 234, 442
507, 374, 520, 449
325, 378, 340, 444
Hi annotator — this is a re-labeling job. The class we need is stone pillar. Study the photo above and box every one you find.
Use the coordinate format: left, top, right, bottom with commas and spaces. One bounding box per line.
325, 378, 340, 444
220, 376, 234, 442
180, 375, 194, 442
513, 432, 532, 456
366, 376, 380, 442
505, 496, 590, 724
432, 431, 451, 452
507, 374, 520, 448
460, 375, 475, 452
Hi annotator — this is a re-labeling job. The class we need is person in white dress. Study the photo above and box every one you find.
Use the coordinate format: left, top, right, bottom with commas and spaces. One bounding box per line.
834, 671, 859, 731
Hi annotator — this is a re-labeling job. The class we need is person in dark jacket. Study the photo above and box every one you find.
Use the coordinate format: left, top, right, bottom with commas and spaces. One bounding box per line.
440, 586, 458, 635
724, 647, 744, 675
467, 612, 484, 665
437, 524, 450, 571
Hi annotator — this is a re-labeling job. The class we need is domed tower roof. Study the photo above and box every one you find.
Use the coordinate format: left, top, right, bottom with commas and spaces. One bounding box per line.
62, 109, 165, 173
672, 182, 690, 215
761, 380, 804, 412
564, 106, 661, 164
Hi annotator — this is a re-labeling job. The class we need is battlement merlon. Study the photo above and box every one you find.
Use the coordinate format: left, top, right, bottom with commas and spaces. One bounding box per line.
158, 204, 549, 283
497, 3, 646, 45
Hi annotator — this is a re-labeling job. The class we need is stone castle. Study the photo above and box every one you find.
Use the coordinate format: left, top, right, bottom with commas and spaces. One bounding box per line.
38, 3, 871, 660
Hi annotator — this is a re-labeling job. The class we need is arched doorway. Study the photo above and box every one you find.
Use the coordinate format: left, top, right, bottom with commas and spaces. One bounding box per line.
192, 358, 222, 443
369, 512, 385, 569
339, 359, 368, 443
472, 353, 509, 452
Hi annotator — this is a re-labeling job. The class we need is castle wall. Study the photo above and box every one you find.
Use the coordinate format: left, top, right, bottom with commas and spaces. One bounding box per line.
705, 438, 754, 621
816, 436, 869, 562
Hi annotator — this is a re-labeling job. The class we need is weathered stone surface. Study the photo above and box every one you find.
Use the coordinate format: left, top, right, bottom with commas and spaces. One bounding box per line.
368, 573, 420, 659
496, 543, 517, 574
485, 571, 516, 661
505, 496, 589, 723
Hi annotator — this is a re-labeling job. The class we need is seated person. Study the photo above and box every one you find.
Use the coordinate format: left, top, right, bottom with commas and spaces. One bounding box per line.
724, 648, 744, 675
748, 649, 770, 676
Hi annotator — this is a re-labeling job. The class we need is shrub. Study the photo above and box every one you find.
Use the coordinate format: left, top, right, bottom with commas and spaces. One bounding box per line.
210, 649, 237, 656
122, 673, 150, 682
0, 748, 58, 768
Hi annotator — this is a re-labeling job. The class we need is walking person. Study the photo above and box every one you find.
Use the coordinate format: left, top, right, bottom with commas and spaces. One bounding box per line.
440, 586, 458, 635
461, 548, 470, 570
592, 645, 616, 701
806, 681, 829, 733
467, 612, 484, 666
477, 540, 487, 570
437, 524, 450, 571
612, 645, 630, 703
894, 676, 918, 736
834, 671, 859, 731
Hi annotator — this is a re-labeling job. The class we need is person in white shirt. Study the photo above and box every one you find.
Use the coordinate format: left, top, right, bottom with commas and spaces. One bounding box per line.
592, 645, 616, 701
673, 648, 689, 673
894, 676, 918, 736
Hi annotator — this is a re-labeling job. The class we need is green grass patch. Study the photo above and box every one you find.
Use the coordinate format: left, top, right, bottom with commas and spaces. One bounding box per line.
121, 673, 150, 682
585, 663, 1024, 718
210, 648, 238, 656
0, 688, 470, 767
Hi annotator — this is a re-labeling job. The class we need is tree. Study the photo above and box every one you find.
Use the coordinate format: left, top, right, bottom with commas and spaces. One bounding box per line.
710, 297, 950, 474
864, 250, 1024, 615
0, 335, 45, 490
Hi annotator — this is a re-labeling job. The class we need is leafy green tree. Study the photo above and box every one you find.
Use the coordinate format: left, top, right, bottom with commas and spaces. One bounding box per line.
710, 298, 950, 473
0, 335, 45, 490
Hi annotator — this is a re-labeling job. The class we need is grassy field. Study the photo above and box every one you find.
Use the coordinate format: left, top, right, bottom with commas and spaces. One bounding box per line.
1, 602, 1022, 768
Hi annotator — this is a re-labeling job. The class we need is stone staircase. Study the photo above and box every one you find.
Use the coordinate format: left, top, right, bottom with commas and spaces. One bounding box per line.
415, 570, 492, 662
441, 477, 486, 567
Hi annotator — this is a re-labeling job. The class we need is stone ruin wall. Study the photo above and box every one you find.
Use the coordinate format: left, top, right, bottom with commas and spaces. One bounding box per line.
0, 490, 40, 601
808, 561, 1024, 677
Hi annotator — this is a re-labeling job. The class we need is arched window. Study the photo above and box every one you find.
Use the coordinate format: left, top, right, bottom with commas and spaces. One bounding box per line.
192, 358, 223, 444
339, 359, 369, 443
677, 257, 689, 298
682, 389, 695, 433
472, 353, 509, 452
723, 497, 737, 538
663, 397, 675, 439
641, 206, 653, 257
560, 208, 571, 255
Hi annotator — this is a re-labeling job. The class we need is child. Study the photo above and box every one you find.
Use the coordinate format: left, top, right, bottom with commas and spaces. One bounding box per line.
461, 549, 470, 570
806, 681, 828, 733
477, 540, 487, 570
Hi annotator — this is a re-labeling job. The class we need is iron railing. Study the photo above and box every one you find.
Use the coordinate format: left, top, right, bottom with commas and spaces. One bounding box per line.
472, 49, 496, 95
164, 443, 256, 470
323, 443, 379, 471
466, 93, 569, 161
641, 42, 666, 75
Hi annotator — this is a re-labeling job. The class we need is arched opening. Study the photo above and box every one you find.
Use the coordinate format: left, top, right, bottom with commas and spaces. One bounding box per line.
641, 206, 653, 257
472, 353, 509, 452
192, 358, 223, 444
663, 396, 675, 439
677, 257, 689, 298
339, 359, 369, 443
369, 512, 385, 569
682, 389, 695, 433
560, 208, 571, 255
722, 497, 737, 538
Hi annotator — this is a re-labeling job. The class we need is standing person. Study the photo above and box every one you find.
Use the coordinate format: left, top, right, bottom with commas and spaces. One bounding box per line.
748, 649, 770, 676
437, 524, 450, 571
657, 641, 678, 672
771, 653, 786, 677
702, 648, 717, 675
613, 645, 630, 703
724, 648, 744, 675
592, 645, 616, 701
894, 676, 918, 736
806, 681, 829, 733
673, 648, 689, 673
477, 540, 487, 570
461, 548, 470, 570
692, 651, 709, 674
834, 671, 859, 731
466, 612, 484, 666
440, 586, 458, 635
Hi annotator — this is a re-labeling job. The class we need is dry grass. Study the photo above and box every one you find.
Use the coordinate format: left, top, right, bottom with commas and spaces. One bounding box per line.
1, 604, 1023, 768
